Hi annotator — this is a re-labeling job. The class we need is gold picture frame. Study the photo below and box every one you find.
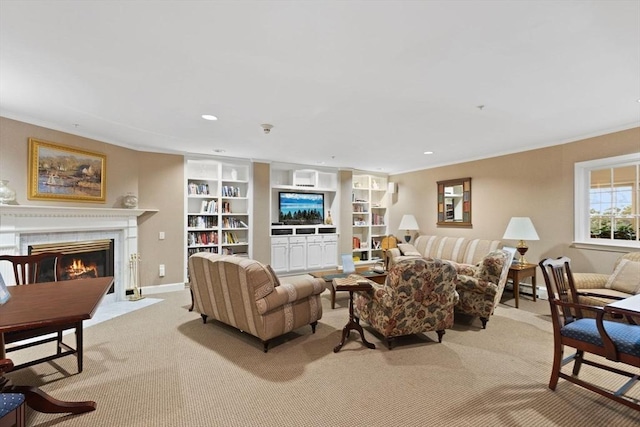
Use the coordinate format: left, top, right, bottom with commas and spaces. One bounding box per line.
28, 138, 106, 203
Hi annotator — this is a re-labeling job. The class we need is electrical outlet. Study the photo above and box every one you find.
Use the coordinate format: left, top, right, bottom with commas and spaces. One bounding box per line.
159, 231, 165, 240
159, 264, 165, 277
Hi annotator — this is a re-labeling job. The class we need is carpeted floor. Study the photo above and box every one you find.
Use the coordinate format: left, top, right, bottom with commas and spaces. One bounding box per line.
6, 287, 640, 427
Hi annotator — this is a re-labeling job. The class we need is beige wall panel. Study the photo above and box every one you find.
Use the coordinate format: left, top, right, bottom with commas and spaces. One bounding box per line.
252, 162, 270, 264
0, 117, 138, 207
389, 127, 640, 274
137, 152, 184, 287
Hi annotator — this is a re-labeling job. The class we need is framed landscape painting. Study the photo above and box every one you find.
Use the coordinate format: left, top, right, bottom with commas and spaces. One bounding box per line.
28, 138, 106, 203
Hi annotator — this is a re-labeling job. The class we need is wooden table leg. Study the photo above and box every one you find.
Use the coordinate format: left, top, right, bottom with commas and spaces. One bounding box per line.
333, 290, 375, 352
1, 357, 96, 415
12, 385, 96, 414
513, 271, 520, 309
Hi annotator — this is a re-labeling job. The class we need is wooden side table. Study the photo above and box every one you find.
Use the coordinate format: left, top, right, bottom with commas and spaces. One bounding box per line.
507, 263, 537, 309
332, 277, 376, 352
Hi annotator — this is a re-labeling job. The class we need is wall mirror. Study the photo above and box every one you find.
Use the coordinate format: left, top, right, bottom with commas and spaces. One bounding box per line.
437, 177, 472, 227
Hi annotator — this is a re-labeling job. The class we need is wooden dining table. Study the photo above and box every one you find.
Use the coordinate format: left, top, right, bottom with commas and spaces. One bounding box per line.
604, 293, 640, 325
0, 276, 113, 414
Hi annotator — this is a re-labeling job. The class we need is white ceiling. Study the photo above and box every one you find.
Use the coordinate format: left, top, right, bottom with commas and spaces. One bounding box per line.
1, 1, 639, 174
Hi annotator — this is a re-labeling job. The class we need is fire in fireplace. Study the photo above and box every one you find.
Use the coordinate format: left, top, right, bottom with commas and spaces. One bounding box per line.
29, 239, 115, 293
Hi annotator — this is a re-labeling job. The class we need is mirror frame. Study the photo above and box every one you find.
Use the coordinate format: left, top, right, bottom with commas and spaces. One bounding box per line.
437, 177, 472, 227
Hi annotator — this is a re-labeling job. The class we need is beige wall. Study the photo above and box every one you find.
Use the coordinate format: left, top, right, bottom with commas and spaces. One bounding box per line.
2, 116, 638, 281
388, 127, 640, 274
0, 117, 183, 288
137, 152, 184, 286
252, 162, 271, 264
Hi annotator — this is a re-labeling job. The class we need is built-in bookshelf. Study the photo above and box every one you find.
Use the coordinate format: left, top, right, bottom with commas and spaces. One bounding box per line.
352, 174, 388, 265
185, 158, 251, 279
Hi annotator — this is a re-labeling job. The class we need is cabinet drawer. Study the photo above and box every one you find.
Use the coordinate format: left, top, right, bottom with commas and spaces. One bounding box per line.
271, 237, 289, 245
289, 237, 307, 244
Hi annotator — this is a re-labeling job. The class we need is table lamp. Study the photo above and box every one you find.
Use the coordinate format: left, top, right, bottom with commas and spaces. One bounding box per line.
398, 214, 419, 243
502, 217, 539, 264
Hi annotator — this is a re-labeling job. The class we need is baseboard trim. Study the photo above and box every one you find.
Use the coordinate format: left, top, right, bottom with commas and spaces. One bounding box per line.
138, 282, 186, 295
506, 281, 548, 300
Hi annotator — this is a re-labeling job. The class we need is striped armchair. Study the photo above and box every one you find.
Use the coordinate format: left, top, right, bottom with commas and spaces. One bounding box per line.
189, 253, 324, 352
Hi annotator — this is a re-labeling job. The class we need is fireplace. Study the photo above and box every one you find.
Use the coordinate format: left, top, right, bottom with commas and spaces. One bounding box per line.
29, 239, 115, 293
0, 204, 148, 302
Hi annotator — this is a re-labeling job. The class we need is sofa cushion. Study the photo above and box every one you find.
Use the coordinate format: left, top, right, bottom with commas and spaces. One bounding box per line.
605, 259, 640, 295
398, 243, 421, 256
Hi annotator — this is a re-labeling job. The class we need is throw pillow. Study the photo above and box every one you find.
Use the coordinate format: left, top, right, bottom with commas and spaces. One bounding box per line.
398, 243, 421, 256
604, 259, 640, 294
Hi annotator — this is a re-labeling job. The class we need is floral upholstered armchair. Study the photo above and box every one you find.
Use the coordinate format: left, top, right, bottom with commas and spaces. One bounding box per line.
353, 258, 459, 349
454, 249, 511, 329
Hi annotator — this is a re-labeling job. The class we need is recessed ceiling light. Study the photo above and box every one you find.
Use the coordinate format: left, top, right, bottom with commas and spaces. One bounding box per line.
424, 151, 434, 155
202, 114, 218, 121
213, 149, 226, 153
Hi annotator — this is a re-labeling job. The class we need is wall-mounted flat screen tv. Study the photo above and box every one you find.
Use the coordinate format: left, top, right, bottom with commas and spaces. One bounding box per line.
279, 192, 324, 225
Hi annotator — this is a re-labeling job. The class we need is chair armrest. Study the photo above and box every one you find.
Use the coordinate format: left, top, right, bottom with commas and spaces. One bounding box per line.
255, 279, 324, 315
356, 281, 394, 309
452, 262, 476, 276
387, 248, 401, 259
456, 274, 498, 296
572, 272, 609, 290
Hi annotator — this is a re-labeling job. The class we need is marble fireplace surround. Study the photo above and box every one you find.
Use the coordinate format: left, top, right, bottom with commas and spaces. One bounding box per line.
0, 205, 152, 303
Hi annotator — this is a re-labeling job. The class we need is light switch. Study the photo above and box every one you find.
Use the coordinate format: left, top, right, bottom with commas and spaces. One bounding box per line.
159, 231, 165, 240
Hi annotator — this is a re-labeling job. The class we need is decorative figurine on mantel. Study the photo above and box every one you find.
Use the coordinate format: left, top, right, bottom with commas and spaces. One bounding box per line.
325, 210, 333, 225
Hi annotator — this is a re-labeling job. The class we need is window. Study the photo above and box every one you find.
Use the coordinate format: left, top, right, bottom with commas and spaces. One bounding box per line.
575, 153, 640, 249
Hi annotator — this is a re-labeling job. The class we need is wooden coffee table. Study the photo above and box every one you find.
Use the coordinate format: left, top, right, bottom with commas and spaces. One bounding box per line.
332, 276, 376, 353
311, 267, 387, 309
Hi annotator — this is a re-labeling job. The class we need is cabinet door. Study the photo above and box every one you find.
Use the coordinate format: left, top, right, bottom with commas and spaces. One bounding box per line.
306, 236, 323, 270
270, 237, 289, 272
289, 237, 307, 271
322, 236, 338, 268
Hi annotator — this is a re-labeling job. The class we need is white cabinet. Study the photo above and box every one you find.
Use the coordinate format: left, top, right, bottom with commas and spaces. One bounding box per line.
288, 237, 307, 271
321, 235, 338, 267
306, 236, 324, 270
352, 174, 388, 265
270, 237, 289, 272
185, 158, 251, 281
270, 233, 338, 273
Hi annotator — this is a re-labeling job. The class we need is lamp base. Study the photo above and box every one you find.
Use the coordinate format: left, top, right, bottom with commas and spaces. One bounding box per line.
516, 240, 529, 264
404, 234, 411, 243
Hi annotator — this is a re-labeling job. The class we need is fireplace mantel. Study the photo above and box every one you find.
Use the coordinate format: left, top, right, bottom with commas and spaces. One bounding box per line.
0, 204, 157, 302
0, 204, 157, 218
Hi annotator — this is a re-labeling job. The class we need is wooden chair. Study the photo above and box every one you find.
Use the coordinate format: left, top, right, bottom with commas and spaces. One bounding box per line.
0, 359, 26, 427
539, 257, 640, 411
0, 253, 85, 373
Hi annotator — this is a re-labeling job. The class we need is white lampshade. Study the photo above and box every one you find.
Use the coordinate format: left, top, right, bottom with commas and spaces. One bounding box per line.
503, 217, 539, 240
398, 214, 419, 231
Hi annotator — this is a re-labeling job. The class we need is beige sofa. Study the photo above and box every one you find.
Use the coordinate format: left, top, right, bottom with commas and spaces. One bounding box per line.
189, 253, 325, 352
572, 252, 640, 307
387, 235, 502, 267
